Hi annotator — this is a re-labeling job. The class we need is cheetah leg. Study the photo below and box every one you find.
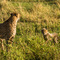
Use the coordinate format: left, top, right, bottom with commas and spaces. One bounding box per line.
6, 40, 9, 52
53, 37, 58, 44
9, 36, 14, 44
0, 39, 4, 51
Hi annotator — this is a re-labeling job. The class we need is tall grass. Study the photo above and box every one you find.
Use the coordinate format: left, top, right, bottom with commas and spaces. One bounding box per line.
0, 1, 60, 60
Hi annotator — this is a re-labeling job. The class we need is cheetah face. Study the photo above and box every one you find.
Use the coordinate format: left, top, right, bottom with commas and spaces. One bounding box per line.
11, 12, 20, 21
41, 28, 48, 35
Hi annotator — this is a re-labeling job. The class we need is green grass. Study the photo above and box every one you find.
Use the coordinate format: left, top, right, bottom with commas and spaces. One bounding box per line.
0, 1, 60, 60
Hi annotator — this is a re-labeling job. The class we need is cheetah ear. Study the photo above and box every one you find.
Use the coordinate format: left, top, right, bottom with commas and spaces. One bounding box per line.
11, 13, 17, 17
11, 13, 16, 16
14, 13, 17, 17
14, 13, 17, 16
11, 13, 13, 16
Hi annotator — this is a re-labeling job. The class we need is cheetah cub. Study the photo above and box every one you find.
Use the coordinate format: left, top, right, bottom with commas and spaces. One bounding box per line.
41, 28, 58, 44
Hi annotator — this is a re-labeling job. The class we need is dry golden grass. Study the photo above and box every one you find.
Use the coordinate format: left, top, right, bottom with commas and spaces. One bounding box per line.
0, 1, 60, 60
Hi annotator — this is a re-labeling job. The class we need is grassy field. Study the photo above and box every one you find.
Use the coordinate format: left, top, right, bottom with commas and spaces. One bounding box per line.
0, 1, 60, 60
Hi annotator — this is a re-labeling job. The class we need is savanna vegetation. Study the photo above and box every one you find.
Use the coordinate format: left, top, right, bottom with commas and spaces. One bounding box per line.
0, 0, 60, 60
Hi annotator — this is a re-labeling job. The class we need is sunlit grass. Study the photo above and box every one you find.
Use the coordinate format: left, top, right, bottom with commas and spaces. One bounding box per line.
0, 1, 60, 60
